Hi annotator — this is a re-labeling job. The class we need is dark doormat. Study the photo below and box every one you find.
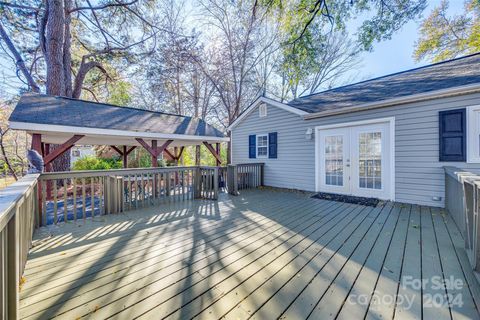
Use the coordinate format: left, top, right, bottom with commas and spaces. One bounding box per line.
312, 192, 380, 207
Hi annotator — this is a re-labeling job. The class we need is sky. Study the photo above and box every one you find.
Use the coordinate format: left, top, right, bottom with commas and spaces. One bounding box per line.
0, 0, 467, 99
354, 0, 465, 81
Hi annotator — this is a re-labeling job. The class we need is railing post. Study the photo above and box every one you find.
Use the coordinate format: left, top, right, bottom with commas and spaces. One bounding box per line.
227, 165, 239, 196
7, 209, 19, 320
213, 167, 219, 200
259, 164, 264, 186
194, 167, 202, 199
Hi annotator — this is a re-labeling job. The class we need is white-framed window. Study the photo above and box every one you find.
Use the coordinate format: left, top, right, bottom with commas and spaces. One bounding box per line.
259, 104, 267, 117
468, 105, 480, 163
257, 134, 268, 158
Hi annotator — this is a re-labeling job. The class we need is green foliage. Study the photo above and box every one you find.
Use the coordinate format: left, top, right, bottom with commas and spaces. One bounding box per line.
72, 156, 122, 171
414, 0, 480, 62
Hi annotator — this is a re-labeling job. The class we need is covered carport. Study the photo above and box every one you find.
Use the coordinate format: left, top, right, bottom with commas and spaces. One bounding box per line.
8, 93, 229, 170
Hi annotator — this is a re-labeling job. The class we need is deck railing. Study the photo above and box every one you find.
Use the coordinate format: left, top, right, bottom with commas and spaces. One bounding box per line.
0, 174, 40, 319
38, 166, 220, 226
227, 163, 264, 195
445, 166, 480, 271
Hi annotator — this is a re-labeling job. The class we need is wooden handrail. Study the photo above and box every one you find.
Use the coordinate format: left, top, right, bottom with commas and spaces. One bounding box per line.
0, 174, 40, 319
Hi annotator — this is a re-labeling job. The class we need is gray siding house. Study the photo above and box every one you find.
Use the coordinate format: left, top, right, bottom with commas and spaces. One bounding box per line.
230, 53, 480, 207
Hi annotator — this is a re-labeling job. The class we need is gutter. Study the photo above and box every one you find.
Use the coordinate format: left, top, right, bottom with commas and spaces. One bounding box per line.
302, 83, 480, 120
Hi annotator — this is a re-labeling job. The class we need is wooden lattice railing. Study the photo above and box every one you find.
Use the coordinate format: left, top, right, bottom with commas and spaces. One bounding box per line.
37, 166, 220, 226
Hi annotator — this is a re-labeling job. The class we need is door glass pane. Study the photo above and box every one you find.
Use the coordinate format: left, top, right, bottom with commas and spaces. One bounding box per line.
325, 135, 343, 186
359, 132, 382, 190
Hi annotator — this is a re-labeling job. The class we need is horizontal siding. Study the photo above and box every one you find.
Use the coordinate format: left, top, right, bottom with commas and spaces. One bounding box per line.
232, 92, 480, 207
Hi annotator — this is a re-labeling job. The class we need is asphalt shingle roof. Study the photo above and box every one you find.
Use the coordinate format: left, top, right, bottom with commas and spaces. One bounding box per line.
9, 93, 225, 138
288, 53, 480, 113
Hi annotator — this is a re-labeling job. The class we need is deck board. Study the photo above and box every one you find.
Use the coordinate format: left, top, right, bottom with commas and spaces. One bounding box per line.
19, 190, 480, 320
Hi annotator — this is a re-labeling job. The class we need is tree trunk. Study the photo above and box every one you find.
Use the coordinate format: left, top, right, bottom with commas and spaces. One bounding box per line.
46, 0, 71, 172
45, 0, 66, 96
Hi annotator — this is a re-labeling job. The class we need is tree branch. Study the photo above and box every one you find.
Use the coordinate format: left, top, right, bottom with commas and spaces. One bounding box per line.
69, 0, 138, 13
72, 60, 109, 98
0, 22, 40, 92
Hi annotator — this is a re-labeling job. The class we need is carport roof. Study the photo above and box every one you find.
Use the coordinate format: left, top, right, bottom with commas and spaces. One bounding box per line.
9, 93, 228, 147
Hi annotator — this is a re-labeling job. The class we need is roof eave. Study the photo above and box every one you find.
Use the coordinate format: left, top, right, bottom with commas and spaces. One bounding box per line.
302, 83, 480, 120
9, 121, 230, 143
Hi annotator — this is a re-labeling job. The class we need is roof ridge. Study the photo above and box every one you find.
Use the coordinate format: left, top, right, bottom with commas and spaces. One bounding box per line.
25, 92, 192, 119
291, 51, 480, 102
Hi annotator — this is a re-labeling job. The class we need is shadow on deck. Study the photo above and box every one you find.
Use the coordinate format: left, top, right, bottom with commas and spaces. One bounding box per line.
19, 189, 480, 320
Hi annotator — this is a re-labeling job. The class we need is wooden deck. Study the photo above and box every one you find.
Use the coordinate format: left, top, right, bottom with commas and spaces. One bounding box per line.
19, 189, 480, 320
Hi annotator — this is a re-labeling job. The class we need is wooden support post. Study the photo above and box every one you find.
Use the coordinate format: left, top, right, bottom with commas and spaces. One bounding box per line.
151, 140, 158, 167
44, 144, 52, 199
215, 143, 221, 166
31, 134, 43, 221
31, 133, 42, 154
122, 146, 128, 168
174, 147, 178, 166
195, 145, 200, 166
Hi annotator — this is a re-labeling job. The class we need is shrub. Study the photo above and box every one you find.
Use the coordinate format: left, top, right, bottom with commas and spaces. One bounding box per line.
73, 156, 122, 171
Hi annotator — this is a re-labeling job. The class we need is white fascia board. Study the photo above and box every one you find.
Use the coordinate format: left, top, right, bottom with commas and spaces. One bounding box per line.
303, 83, 480, 120
227, 97, 308, 131
9, 121, 230, 142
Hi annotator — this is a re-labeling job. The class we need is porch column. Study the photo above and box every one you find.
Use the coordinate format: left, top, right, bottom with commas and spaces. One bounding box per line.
123, 146, 128, 168
44, 143, 52, 199
215, 143, 221, 166
195, 145, 200, 166
151, 140, 158, 167
31, 133, 42, 155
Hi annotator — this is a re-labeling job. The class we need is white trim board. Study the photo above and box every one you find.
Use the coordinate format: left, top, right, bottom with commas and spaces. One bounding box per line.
9, 121, 230, 143
227, 97, 308, 131
314, 117, 396, 201
467, 105, 480, 163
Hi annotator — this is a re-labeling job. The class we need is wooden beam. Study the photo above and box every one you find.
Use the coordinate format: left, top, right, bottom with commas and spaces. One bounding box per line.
135, 138, 157, 156
110, 145, 123, 155
203, 141, 222, 164
43, 135, 84, 166
136, 139, 173, 157
176, 146, 185, 160
125, 146, 136, 156
164, 149, 175, 161
157, 140, 173, 155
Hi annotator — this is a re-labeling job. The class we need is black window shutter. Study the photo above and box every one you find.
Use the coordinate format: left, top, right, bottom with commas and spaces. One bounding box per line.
269, 132, 277, 159
249, 135, 256, 159
439, 108, 466, 162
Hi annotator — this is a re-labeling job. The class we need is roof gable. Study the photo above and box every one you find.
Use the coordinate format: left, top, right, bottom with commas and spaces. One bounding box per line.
228, 96, 307, 131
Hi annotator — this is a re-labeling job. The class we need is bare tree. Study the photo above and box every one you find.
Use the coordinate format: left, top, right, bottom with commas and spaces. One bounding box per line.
0, 0, 160, 171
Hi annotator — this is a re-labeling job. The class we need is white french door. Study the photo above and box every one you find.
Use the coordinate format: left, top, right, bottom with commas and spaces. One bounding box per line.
317, 121, 393, 200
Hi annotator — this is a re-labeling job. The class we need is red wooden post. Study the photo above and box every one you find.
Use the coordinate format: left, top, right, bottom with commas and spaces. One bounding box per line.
44, 143, 52, 199
151, 140, 158, 167
31, 134, 42, 154
216, 143, 221, 166
122, 146, 128, 168
31, 134, 43, 224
